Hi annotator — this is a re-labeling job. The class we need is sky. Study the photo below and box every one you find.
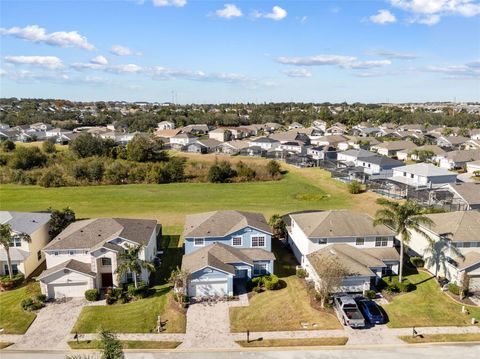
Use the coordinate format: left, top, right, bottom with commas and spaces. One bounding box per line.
0, 0, 479, 103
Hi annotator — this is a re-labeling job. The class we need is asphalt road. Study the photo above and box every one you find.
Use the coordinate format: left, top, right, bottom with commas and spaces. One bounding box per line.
2, 345, 480, 359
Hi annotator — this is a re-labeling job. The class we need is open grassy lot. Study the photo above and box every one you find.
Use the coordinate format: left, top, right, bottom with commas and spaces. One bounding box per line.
382, 270, 480, 328
400, 333, 480, 344
0, 282, 41, 334
68, 340, 181, 349
71, 284, 186, 333
236, 337, 348, 347
229, 239, 341, 332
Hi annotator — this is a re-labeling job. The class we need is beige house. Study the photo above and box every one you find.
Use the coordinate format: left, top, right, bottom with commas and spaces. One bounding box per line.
371, 140, 417, 158
0, 211, 51, 278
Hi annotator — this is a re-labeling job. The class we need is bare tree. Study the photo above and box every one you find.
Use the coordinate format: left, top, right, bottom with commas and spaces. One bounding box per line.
309, 255, 349, 308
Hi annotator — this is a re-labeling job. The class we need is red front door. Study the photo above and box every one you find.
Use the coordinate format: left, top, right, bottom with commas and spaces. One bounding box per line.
101, 273, 113, 287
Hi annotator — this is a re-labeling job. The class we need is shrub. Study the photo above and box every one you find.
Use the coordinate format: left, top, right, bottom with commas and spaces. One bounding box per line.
448, 283, 460, 296
253, 285, 262, 293
251, 276, 264, 286
397, 279, 413, 293
0, 273, 25, 290
42, 140, 56, 154
207, 161, 236, 183
38, 167, 68, 187
127, 283, 147, 299
85, 288, 100, 301
296, 268, 308, 278
264, 274, 280, 290
410, 256, 425, 268
2, 140, 16, 152
9, 146, 47, 170
348, 180, 363, 194
35, 294, 47, 303
266, 160, 281, 177
21, 298, 34, 310
365, 290, 377, 299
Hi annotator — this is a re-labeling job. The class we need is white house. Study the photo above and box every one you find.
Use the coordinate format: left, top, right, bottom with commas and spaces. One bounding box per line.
355, 155, 403, 176
248, 137, 280, 150
287, 210, 398, 292
157, 121, 175, 130
407, 211, 480, 292
0, 211, 51, 278
371, 140, 418, 158
170, 133, 197, 148
337, 149, 376, 165
325, 122, 347, 136
288, 122, 304, 130
389, 163, 457, 189
438, 150, 480, 170
209, 128, 231, 142
38, 218, 159, 299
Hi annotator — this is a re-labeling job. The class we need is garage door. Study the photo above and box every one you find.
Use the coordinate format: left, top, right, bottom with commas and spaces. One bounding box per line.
47, 282, 89, 299
470, 276, 480, 291
188, 280, 227, 297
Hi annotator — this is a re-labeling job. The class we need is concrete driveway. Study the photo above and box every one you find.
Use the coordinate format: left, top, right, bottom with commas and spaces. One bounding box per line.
11, 298, 86, 350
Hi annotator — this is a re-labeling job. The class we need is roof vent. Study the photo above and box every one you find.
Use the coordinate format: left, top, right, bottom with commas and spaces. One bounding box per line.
329, 250, 336, 255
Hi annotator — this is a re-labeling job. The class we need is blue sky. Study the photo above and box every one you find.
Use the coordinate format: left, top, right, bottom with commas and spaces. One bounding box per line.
1, 0, 479, 103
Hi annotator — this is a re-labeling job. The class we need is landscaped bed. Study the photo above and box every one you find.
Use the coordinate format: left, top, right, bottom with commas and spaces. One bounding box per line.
236, 337, 348, 347
399, 333, 480, 344
71, 284, 186, 333
0, 342, 13, 350
382, 270, 480, 328
229, 240, 341, 332
68, 340, 181, 349
0, 282, 41, 334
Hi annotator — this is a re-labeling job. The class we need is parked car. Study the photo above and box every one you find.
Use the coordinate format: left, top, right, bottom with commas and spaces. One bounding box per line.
356, 298, 386, 324
333, 295, 365, 328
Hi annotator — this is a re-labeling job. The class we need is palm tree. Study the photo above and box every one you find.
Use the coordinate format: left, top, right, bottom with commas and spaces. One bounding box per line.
424, 235, 462, 279
0, 224, 31, 279
373, 199, 434, 283
115, 244, 155, 289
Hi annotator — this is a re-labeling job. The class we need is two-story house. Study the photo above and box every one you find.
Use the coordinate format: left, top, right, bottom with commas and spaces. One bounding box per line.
407, 211, 480, 293
181, 210, 274, 297
287, 210, 398, 292
0, 211, 51, 278
389, 163, 457, 189
38, 218, 159, 299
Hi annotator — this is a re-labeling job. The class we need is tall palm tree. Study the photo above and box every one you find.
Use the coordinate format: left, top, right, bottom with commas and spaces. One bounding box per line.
0, 224, 31, 279
424, 235, 462, 279
115, 244, 155, 289
373, 199, 434, 282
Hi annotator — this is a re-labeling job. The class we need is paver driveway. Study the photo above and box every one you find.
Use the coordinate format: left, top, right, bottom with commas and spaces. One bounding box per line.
11, 298, 86, 350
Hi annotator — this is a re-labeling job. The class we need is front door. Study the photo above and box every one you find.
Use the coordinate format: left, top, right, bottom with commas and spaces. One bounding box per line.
101, 273, 113, 287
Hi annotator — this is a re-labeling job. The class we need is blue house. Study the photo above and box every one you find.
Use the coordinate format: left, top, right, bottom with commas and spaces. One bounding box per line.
181, 210, 274, 297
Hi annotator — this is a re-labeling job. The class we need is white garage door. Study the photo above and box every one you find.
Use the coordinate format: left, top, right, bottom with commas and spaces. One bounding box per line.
188, 280, 227, 297
47, 282, 89, 299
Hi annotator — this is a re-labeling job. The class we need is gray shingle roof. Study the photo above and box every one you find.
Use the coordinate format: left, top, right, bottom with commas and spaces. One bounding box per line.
37, 259, 96, 280
43, 218, 157, 250
290, 210, 394, 238
0, 247, 30, 261
0, 211, 51, 235
358, 155, 403, 167
184, 210, 271, 238
423, 211, 480, 242
447, 183, 480, 207
373, 140, 417, 151
393, 163, 456, 177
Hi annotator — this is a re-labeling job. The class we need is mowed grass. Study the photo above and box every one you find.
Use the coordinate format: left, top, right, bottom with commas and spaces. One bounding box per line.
236, 337, 348, 347
0, 342, 13, 349
229, 239, 341, 332
71, 284, 186, 333
0, 282, 41, 334
68, 340, 181, 349
383, 271, 480, 328
400, 333, 480, 344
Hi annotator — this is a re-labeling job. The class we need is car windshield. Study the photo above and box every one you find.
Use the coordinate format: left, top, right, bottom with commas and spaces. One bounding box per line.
366, 302, 381, 315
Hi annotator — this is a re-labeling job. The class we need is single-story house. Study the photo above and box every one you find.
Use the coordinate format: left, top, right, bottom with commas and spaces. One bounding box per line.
446, 183, 480, 211
466, 160, 480, 174
356, 155, 403, 176
157, 121, 175, 130
185, 138, 221, 154
439, 150, 480, 170
437, 135, 469, 149
337, 149, 376, 165
248, 137, 280, 150
215, 140, 249, 155
371, 140, 418, 158
389, 163, 457, 188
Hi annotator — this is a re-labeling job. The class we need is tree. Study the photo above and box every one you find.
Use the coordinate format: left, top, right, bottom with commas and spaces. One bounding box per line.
373, 199, 434, 282
126, 134, 167, 162
309, 254, 348, 308
236, 161, 255, 181
266, 160, 281, 178
1, 140, 15, 152
9, 146, 47, 170
48, 207, 76, 239
207, 160, 236, 183
411, 149, 435, 162
69, 133, 105, 158
115, 244, 155, 289
268, 214, 286, 239
98, 330, 123, 359
0, 224, 31, 279
168, 266, 189, 296
348, 180, 363, 194
42, 140, 56, 154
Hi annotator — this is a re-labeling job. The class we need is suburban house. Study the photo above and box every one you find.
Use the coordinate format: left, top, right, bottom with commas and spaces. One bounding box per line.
438, 149, 480, 170
209, 128, 231, 142
288, 122, 304, 130
407, 211, 480, 293
38, 218, 159, 299
287, 210, 398, 292
181, 124, 210, 135
389, 163, 457, 189
466, 160, 480, 174
398, 144, 446, 162
248, 137, 280, 150
446, 183, 480, 211
337, 149, 376, 165
0, 211, 51, 278
325, 122, 347, 136
157, 121, 175, 130
307, 145, 337, 161
355, 155, 403, 176
182, 210, 274, 297
371, 140, 417, 158
215, 140, 249, 155
170, 133, 197, 149
278, 141, 307, 154
270, 130, 310, 144
437, 135, 469, 150
311, 135, 349, 148
185, 138, 221, 154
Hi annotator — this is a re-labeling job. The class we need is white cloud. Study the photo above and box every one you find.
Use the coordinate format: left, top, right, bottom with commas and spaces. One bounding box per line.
425, 61, 480, 78
389, 0, 480, 24
365, 49, 418, 59
153, 0, 186, 7
71, 56, 109, 70
4, 55, 63, 69
344, 60, 392, 69
107, 64, 143, 74
282, 68, 312, 77
369, 9, 397, 24
91, 55, 108, 65
110, 45, 134, 56
253, 6, 288, 20
0, 25, 94, 50
275, 54, 392, 71
216, 4, 242, 19
146, 66, 248, 82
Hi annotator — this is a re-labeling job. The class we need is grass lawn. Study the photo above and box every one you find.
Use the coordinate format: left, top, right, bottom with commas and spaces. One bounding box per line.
236, 337, 348, 347
0, 342, 13, 349
0, 282, 41, 334
71, 284, 186, 333
382, 270, 480, 328
400, 333, 480, 344
68, 340, 181, 349
229, 239, 341, 332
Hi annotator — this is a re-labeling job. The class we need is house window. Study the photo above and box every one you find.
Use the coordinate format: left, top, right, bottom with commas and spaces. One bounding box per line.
253, 263, 268, 276
232, 236, 242, 246
4, 264, 18, 276
37, 251, 42, 261
375, 237, 388, 247
356, 237, 365, 246
101, 257, 112, 266
69, 250, 75, 256
54, 251, 59, 256
194, 238, 204, 246
317, 238, 327, 244
251, 236, 266, 247
10, 236, 21, 247
126, 272, 133, 283
463, 242, 471, 248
